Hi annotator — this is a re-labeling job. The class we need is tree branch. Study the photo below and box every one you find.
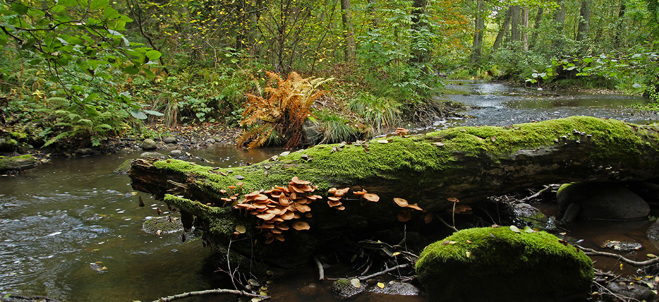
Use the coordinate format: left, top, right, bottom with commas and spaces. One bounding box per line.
575, 244, 659, 266
151, 288, 268, 302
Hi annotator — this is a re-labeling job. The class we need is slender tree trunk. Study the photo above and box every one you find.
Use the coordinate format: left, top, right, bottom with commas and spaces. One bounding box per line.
492, 8, 511, 52
470, 0, 485, 63
529, 7, 543, 50
411, 0, 430, 64
614, 1, 627, 47
576, 0, 591, 42
551, 0, 566, 51
521, 7, 529, 50
510, 5, 521, 42
340, 0, 356, 62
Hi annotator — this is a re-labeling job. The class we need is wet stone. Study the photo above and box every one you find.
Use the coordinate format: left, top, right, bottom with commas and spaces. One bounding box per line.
332, 278, 366, 299
163, 136, 178, 144
142, 217, 183, 235
141, 139, 158, 150
368, 281, 421, 296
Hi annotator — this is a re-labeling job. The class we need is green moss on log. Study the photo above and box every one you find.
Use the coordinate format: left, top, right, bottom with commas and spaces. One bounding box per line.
415, 227, 593, 302
0, 154, 36, 172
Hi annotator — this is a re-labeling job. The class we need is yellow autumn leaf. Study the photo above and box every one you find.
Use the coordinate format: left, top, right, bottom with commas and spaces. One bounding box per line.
377, 282, 385, 289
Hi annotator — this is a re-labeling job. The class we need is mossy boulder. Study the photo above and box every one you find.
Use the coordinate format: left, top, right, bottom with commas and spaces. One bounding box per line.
0, 154, 36, 172
415, 226, 593, 302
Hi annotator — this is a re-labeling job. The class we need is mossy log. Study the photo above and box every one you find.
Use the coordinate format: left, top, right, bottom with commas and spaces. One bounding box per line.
129, 116, 659, 271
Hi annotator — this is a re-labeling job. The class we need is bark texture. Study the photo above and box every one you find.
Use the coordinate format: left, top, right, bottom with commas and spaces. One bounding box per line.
130, 117, 659, 271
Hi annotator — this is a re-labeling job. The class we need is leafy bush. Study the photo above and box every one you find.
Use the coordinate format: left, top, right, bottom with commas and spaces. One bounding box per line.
238, 71, 333, 148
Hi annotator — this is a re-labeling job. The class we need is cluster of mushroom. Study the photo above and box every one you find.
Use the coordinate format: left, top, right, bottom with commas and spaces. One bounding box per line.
233, 177, 319, 244
327, 188, 380, 210
393, 197, 425, 222
217, 182, 244, 207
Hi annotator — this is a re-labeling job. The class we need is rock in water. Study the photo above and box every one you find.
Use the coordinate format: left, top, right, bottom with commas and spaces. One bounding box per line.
557, 182, 650, 221
415, 227, 593, 302
141, 139, 158, 151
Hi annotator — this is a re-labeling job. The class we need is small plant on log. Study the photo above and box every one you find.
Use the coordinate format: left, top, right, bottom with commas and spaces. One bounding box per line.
238, 71, 333, 149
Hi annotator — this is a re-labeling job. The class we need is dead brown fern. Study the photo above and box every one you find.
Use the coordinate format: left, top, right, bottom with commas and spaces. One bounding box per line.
238, 71, 332, 148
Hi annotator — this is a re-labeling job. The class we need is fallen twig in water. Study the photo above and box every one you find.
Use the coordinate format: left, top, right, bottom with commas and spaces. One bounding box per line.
575, 244, 659, 266
151, 288, 268, 302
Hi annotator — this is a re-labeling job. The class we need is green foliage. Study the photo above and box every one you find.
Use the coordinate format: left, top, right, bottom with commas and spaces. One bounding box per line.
349, 93, 402, 134
311, 109, 359, 144
0, 0, 163, 147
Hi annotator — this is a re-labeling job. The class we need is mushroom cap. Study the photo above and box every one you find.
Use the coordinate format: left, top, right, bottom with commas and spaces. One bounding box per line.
328, 196, 342, 202
282, 211, 296, 220
363, 193, 380, 202
423, 212, 434, 224
328, 200, 342, 207
406, 203, 424, 212
220, 189, 227, 194
275, 223, 290, 231
256, 213, 276, 220
447, 197, 459, 203
334, 187, 350, 197
279, 195, 291, 206
235, 225, 247, 234
397, 211, 412, 222
393, 197, 409, 207
291, 221, 311, 231
290, 176, 311, 185
352, 189, 367, 196
295, 203, 311, 213
236, 182, 244, 187
454, 204, 473, 214
328, 188, 337, 194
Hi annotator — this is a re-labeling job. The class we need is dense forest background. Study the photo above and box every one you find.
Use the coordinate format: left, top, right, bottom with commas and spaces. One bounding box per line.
0, 0, 658, 149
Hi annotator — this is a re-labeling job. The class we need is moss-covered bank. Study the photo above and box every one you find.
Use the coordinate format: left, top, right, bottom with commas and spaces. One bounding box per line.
415, 227, 593, 302
0, 154, 36, 172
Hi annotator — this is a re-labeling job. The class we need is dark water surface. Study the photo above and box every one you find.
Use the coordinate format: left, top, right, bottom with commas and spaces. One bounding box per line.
2, 83, 659, 301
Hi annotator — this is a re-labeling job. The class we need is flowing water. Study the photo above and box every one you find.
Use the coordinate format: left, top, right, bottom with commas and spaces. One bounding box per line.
2, 82, 659, 301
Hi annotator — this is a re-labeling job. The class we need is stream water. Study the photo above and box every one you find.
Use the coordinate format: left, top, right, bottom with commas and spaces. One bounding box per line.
2, 82, 659, 301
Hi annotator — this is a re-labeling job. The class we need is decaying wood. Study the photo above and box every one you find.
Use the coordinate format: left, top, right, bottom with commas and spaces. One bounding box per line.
151, 288, 268, 302
130, 116, 659, 272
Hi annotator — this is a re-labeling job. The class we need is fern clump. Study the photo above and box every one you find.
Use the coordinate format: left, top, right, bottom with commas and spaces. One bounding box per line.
238, 71, 333, 148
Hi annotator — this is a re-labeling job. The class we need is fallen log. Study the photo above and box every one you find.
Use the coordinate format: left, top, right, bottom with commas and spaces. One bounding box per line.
130, 116, 659, 273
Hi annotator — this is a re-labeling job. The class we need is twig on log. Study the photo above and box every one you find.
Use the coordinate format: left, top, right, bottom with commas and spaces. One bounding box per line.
517, 185, 556, 203
575, 244, 659, 266
313, 256, 325, 281
151, 288, 268, 302
358, 263, 410, 281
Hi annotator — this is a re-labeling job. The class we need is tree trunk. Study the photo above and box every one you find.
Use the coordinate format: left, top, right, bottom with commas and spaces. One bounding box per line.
576, 0, 591, 42
520, 7, 529, 50
614, 1, 627, 47
130, 117, 659, 273
510, 5, 521, 42
492, 8, 511, 52
552, 0, 566, 51
529, 7, 544, 50
340, 0, 356, 62
470, 0, 485, 64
